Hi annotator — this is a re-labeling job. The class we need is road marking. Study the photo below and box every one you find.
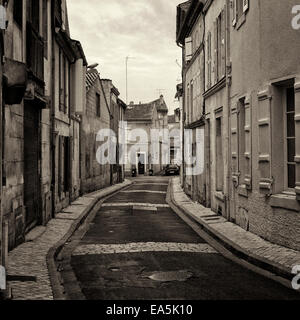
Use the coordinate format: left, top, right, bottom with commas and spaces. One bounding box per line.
121, 190, 167, 194
134, 183, 169, 186
72, 242, 218, 256
102, 203, 170, 208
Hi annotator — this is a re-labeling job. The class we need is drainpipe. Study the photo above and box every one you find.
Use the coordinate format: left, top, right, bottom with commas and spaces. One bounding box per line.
176, 42, 185, 189
50, 27, 56, 218
225, 0, 231, 221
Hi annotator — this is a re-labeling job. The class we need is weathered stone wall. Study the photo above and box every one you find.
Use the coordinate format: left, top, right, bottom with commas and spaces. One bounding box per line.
81, 78, 111, 193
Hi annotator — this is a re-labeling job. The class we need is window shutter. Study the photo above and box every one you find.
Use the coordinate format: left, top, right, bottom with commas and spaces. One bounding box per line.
232, 0, 237, 26
231, 102, 239, 187
257, 86, 273, 194
221, 9, 226, 78
294, 78, 300, 200
244, 95, 252, 189
58, 136, 62, 197
243, 0, 249, 13
214, 20, 218, 84
185, 37, 192, 62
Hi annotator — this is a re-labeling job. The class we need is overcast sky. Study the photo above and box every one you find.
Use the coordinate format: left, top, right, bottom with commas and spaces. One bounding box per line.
67, 0, 183, 114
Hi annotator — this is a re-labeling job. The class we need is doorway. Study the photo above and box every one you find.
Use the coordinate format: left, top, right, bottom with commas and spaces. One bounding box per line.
137, 153, 145, 175
24, 102, 40, 231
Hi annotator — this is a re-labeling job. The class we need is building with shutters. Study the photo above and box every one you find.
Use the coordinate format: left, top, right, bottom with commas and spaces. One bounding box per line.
0, 0, 87, 256
124, 96, 169, 177
80, 68, 112, 193
228, 0, 300, 251
168, 108, 181, 166
1, 0, 53, 252
52, 0, 87, 214
176, 0, 206, 205
176, 0, 300, 251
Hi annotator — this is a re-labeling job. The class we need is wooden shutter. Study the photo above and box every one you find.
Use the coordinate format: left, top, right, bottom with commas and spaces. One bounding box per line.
185, 37, 192, 62
295, 78, 300, 200
257, 86, 273, 194
231, 102, 239, 187
243, 0, 249, 13
221, 9, 226, 78
232, 0, 237, 26
58, 135, 62, 197
244, 95, 252, 189
214, 20, 218, 84
207, 32, 212, 88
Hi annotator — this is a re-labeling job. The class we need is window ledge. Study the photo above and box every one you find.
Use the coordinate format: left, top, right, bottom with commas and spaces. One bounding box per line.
237, 184, 248, 198
215, 191, 225, 202
269, 193, 300, 212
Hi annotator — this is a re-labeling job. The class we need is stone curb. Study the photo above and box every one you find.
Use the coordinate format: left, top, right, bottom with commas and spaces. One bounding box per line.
168, 178, 296, 282
46, 180, 132, 300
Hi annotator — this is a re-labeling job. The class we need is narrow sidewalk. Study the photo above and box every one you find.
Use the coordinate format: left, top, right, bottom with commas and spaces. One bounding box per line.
6, 180, 132, 300
169, 177, 300, 282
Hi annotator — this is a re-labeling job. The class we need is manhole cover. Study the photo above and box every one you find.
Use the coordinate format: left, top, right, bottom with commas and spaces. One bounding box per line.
147, 270, 193, 282
109, 267, 120, 272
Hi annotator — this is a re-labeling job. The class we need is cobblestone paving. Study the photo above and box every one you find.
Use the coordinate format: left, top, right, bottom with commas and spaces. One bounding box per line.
102, 203, 170, 208
7, 218, 73, 300
7, 180, 132, 300
72, 242, 217, 256
120, 190, 167, 194
171, 177, 300, 272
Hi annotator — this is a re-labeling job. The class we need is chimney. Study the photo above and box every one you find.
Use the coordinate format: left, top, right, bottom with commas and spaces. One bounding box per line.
160, 94, 164, 104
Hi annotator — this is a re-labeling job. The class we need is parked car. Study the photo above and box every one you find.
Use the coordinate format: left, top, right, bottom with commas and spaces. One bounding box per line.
165, 164, 180, 176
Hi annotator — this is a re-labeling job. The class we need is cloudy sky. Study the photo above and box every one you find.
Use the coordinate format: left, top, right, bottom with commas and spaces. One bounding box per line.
67, 0, 183, 113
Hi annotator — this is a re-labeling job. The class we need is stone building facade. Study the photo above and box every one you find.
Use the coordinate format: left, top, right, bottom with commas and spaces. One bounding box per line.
177, 0, 300, 251
177, 0, 206, 206
80, 68, 111, 193
100, 79, 127, 185
124, 96, 169, 176
2, 0, 53, 251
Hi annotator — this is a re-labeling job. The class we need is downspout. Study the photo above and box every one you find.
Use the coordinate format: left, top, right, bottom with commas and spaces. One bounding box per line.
177, 42, 185, 189
225, 0, 231, 221
50, 27, 56, 218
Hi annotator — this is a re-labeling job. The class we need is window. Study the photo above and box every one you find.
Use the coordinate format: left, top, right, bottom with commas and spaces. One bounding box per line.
216, 117, 224, 192
215, 10, 226, 81
190, 82, 194, 122
59, 50, 69, 113
96, 93, 101, 117
27, 0, 40, 33
186, 84, 190, 124
207, 32, 212, 88
286, 87, 296, 189
13, 0, 23, 27
238, 98, 246, 183
43, 0, 48, 58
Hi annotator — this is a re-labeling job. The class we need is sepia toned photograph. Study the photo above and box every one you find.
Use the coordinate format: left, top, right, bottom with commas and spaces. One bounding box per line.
0, 0, 300, 309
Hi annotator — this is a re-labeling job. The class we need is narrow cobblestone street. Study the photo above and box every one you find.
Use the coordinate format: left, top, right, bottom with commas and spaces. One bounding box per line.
60, 177, 300, 300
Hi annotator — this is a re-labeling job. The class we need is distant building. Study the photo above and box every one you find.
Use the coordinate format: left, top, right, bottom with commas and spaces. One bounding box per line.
124, 96, 168, 176
168, 109, 181, 166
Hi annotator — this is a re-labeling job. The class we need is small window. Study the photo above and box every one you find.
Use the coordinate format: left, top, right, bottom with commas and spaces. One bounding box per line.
216, 117, 224, 192
286, 87, 296, 189
96, 93, 101, 117
13, 0, 23, 27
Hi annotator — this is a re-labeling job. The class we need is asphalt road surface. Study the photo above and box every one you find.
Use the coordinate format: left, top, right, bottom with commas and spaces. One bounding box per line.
66, 176, 300, 300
